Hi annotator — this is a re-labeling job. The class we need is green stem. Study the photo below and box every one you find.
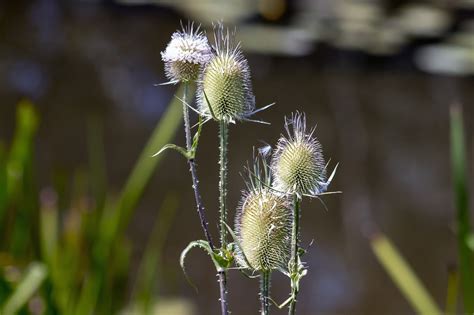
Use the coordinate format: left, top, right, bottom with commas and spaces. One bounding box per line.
182, 83, 192, 150
450, 105, 474, 313
182, 82, 214, 249
217, 120, 229, 315
289, 195, 301, 315
260, 271, 271, 315
218, 121, 229, 247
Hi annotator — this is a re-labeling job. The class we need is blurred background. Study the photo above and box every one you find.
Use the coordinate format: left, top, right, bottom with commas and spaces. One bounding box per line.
0, 0, 473, 314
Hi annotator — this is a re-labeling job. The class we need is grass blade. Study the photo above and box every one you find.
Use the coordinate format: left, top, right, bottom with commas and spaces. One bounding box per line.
1, 262, 47, 315
371, 233, 442, 315
132, 193, 179, 314
6, 100, 39, 199
0, 143, 7, 232
6, 100, 39, 257
115, 83, 190, 235
450, 103, 474, 312
445, 264, 459, 315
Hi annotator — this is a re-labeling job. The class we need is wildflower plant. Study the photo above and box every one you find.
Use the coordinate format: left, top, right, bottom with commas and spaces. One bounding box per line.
156, 21, 337, 315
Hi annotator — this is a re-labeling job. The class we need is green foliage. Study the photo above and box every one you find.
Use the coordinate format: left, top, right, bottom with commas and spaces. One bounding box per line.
1, 262, 47, 315
450, 104, 474, 313
132, 194, 179, 315
0, 92, 184, 314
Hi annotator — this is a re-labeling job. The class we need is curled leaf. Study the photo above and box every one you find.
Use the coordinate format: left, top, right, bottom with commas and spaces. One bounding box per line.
152, 144, 190, 159
190, 115, 204, 158
180, 240, 222, 291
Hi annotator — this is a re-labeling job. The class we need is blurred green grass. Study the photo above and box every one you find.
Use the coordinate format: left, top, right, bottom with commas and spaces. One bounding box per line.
370, 103, 473, 315
0, 88, 187, 314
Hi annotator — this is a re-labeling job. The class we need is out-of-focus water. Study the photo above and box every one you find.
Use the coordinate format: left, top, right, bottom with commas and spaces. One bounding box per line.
0, 1, 472, 314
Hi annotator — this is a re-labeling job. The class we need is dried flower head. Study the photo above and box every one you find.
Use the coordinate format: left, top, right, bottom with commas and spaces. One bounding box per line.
235, 158, 292, 272
161, 23, 213, 83
197, 23, 255, 123
271, 112, 327, 196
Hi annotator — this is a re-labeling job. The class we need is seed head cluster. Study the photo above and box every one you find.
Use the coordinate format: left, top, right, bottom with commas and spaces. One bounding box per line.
235, 189, 292, 272
161, 25, 213, 82
271, 112, 327, 196
197, 24, 255, 122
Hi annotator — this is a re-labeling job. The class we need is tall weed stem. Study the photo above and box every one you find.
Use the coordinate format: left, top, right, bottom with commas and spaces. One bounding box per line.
260, 271, 270, 315
289, 195, 301, 315
182, 83, 214, 249
218, 121, 229, 246
218, 120, 229, 314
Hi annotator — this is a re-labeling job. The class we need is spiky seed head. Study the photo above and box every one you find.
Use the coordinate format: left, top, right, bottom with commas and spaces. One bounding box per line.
197, 24, 255, 122
235, 189, 293, 272
161, 24, 213, 82
271, 112, 327, 196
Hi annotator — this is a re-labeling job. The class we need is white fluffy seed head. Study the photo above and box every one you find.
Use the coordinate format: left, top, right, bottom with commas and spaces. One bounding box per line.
271, 112, 327, 196
197, 23, 255, 122
161, 24, 213, 82
235, 189, 293, 272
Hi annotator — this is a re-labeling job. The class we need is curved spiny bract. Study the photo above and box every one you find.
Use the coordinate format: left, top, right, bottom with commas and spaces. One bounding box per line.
271, 112, 327, 196
235, 189, 293, 272
197, 23, 255, 122
161, 23, 213, 83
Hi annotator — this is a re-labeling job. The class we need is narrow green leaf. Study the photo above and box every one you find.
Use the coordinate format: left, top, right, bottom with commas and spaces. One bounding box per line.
132, 193, 179, 314
224, 222, 251, 268
0, 143, 7, 231
115, 83, 191, 234
39, 189, 58, 264
190, 115, 204, 158
371, 234, 442, 315
2, 262, 47, 315
7, 100, 39, 199
152, 144, 189, 159
450, 103, 474, 312
202, 90, 217, 120
6, 100, 40, 257
445, 265, 459, 315
180, 240, 217, 291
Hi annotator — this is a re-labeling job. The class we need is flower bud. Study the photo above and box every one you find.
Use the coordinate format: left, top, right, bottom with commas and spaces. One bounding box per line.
235, 189, 292, 272
197, 24, 255, 122
161, 24, 213, 83
271, 112, 327, 196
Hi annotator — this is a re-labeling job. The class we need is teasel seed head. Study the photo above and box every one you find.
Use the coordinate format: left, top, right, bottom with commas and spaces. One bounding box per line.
161, 23, 213, 83
235, 189, 293, 272
271, 112, 327, 196
197, 23, 255, 123
235, 157, 292, 272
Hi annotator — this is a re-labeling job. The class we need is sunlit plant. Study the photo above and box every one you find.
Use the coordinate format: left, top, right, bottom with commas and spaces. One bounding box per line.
157, 22, 337, 315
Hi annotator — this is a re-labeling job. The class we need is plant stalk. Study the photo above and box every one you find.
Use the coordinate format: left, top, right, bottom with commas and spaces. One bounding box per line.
217, 120, 230, 315
182, 82, 215, 249
289, 195, 301, 315
217, 269, 229, 315
218, 121, 229, 247
450, 104, 474, 313
260, 271, 271, 315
